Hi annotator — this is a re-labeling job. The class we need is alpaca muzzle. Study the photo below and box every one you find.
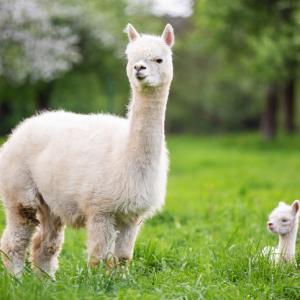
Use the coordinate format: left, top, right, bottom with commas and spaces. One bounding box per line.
135, 71, 146, 80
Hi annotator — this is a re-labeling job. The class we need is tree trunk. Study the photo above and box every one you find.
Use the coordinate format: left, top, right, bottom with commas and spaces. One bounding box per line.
0, 100, 11, 135
281, 1, 297, 133
261, 82, 279, 141
283, 76, 295, 133
37, 82, 53, 111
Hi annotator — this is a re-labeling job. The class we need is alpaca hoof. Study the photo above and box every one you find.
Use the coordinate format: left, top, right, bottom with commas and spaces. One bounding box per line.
88, 257, 100, 268
117, 257, 131, 266
105, 256, 118, 269
31, 264, 56, 280
88, 255, 118, 269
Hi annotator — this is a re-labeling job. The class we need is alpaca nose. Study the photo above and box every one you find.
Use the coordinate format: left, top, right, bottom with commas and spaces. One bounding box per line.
268, 222, 274, 227
134, 63, 147, 72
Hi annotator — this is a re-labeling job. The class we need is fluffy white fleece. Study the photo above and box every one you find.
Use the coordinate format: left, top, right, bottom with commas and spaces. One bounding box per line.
0, 23, 175, 277
263, 200, 299, 263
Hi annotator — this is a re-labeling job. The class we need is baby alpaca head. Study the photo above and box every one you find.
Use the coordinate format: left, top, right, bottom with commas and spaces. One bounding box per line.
267, 200, 300, 235
125, 24, 174, 91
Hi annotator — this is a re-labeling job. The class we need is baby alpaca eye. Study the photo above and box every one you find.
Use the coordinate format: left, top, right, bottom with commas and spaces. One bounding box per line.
156, 58, 163, 64
281, 218, 288, 223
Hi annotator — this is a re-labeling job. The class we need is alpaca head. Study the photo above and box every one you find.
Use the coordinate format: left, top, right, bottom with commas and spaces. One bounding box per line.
267, 200, 300, 235
125, 24, 174, 92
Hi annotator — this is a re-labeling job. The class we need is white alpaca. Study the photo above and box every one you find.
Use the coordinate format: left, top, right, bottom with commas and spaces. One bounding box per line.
0, 24, 175, 277
263, 200, 299, 264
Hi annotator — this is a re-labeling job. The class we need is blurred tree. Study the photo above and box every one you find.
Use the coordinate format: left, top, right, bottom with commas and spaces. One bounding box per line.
169, 24, 262, 133
0, 0, 82, 132
194, 0, 300, 140
0, 0, 81, 82
261, 82, 279, 139
5, 0, 298, 137
0, 0, 164, 135
0, 0, 122, 132
280, 2, 298, 133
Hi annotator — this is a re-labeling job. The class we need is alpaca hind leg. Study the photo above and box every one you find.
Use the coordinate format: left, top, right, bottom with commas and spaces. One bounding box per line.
31, 202, 64, 278
1, 204, 38, 277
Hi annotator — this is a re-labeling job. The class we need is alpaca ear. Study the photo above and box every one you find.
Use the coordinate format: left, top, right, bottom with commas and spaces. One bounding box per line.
125, 23, 140, 42
162, 24, 174, 48
292, 200, 300, 215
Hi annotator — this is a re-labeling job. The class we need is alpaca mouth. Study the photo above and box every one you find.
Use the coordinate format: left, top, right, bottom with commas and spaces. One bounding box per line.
136, 73, 146, 80
268, 226, 276, 233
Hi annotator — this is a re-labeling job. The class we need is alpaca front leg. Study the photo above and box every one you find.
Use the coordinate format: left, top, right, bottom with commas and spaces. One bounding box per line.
87, 213, 117, 268
115, 222, 140, 263
1, 224, 35, 277
1, 205, 38, 277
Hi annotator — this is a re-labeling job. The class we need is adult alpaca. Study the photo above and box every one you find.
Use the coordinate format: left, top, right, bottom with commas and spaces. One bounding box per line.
0, 24, 174, 277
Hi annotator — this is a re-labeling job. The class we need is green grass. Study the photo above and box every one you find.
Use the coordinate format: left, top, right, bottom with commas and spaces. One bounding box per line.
0, 134, 300, 299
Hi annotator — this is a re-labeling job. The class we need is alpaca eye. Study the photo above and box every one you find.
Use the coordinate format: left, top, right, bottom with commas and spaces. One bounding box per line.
281, 218, 288, 223
156, 59, 163, 64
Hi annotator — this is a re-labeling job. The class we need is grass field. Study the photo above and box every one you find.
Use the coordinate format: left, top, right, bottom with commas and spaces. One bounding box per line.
0, 134, 300, 299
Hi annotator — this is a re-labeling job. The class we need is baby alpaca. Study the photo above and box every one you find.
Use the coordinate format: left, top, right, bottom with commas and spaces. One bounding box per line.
0, 24, 175, 277
263, 200, 299, 263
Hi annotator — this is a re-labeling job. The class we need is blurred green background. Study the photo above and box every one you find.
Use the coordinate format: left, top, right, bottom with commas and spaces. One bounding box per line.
0, 0, 299, 140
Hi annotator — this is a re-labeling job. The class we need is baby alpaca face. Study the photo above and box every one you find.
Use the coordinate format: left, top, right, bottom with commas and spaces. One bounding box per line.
125, 24, 174, 90
267, 200, 300, 235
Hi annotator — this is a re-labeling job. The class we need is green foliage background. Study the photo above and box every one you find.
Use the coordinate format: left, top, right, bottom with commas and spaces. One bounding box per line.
1, 0, 299, 135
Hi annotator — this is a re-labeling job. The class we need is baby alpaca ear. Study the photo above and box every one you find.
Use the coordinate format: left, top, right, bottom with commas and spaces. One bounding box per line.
125, 23, 140, 42
291, 200, 300, 215
162, 24, 174, 48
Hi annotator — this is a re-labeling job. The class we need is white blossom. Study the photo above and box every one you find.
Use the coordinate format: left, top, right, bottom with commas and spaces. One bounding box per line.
0, 0, 81, 82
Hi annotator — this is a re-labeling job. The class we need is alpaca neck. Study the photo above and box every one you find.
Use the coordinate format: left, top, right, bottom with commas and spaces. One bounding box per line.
278, 223, 298, 261
127, 86, 169, 164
